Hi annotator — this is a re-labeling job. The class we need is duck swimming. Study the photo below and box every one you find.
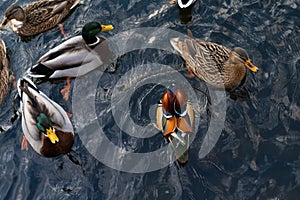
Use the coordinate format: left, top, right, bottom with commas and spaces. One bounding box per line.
170, 29, 259, 89
27, 21, 114, 100
18, 77, 74, 157
0, 0, 80, 37
156, 88, 195, 164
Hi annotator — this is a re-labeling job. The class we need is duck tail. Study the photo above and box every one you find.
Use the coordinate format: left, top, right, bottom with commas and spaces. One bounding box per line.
187, 29, 194, 38
17, 77, 38, 99
27, 63, 53, 79
71, 0, 82, 10
169, 133, 189, 165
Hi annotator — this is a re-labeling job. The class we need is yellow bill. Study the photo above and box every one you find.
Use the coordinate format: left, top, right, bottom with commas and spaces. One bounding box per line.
101, 24, 114, 32
46, 128, 59, 144
245, 59, 259, 72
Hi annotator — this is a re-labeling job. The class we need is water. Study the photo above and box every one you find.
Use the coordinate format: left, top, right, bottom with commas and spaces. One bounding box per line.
0, 0, 300, 199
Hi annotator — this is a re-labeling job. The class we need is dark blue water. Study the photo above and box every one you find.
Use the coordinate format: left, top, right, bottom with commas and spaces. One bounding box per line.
0, 0, 300, 199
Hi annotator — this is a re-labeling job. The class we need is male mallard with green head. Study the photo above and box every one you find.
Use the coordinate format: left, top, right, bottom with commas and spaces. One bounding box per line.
27, 21, 114, 100
18, 77, 74, 157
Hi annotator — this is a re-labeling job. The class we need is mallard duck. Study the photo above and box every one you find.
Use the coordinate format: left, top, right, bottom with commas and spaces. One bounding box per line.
0, 39, 9, 105
27, 21, 114, 100
0, 0, 80, 37
18, 77, 74, 157
170, 29, 259, 89
156, 88, 194, 164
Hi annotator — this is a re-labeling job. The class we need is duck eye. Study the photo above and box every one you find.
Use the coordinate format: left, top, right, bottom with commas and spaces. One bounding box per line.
239, 51, 249, 61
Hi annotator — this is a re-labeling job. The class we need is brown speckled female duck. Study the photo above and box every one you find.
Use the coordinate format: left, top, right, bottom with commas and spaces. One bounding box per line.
0, 0, 80, 37
0, 39, 9, 105
170, 30, 259, 89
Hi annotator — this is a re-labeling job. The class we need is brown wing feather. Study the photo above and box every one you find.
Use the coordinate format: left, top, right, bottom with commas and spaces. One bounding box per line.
20, 0, 79, 36
0, 41, 9, 105
181, 38, 231, 87
25, 0, 68, 24
195, 40, 231, 72
183, 39, 221, 78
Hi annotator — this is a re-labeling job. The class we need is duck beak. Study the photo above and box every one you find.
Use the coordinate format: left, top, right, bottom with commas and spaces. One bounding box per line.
245, 59, 259, 72
0, 17, 9, 29
46, 128, 59, 144
101, 24, 114, 32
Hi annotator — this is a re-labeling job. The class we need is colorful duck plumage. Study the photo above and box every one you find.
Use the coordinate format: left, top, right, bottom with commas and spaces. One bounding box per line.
156, 88, 195, 164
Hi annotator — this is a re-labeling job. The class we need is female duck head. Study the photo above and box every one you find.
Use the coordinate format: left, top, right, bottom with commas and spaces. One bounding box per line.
232, 47, 259, 72
82, 21, 114, 44
0, 5, 25, 28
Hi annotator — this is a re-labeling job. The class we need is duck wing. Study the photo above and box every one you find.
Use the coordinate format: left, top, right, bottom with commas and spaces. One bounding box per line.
25, 0, 79, 26
30, 36, 104, 78
195, 40, 231, 72
171, 36, 231, 85
38, 36, 87, 68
